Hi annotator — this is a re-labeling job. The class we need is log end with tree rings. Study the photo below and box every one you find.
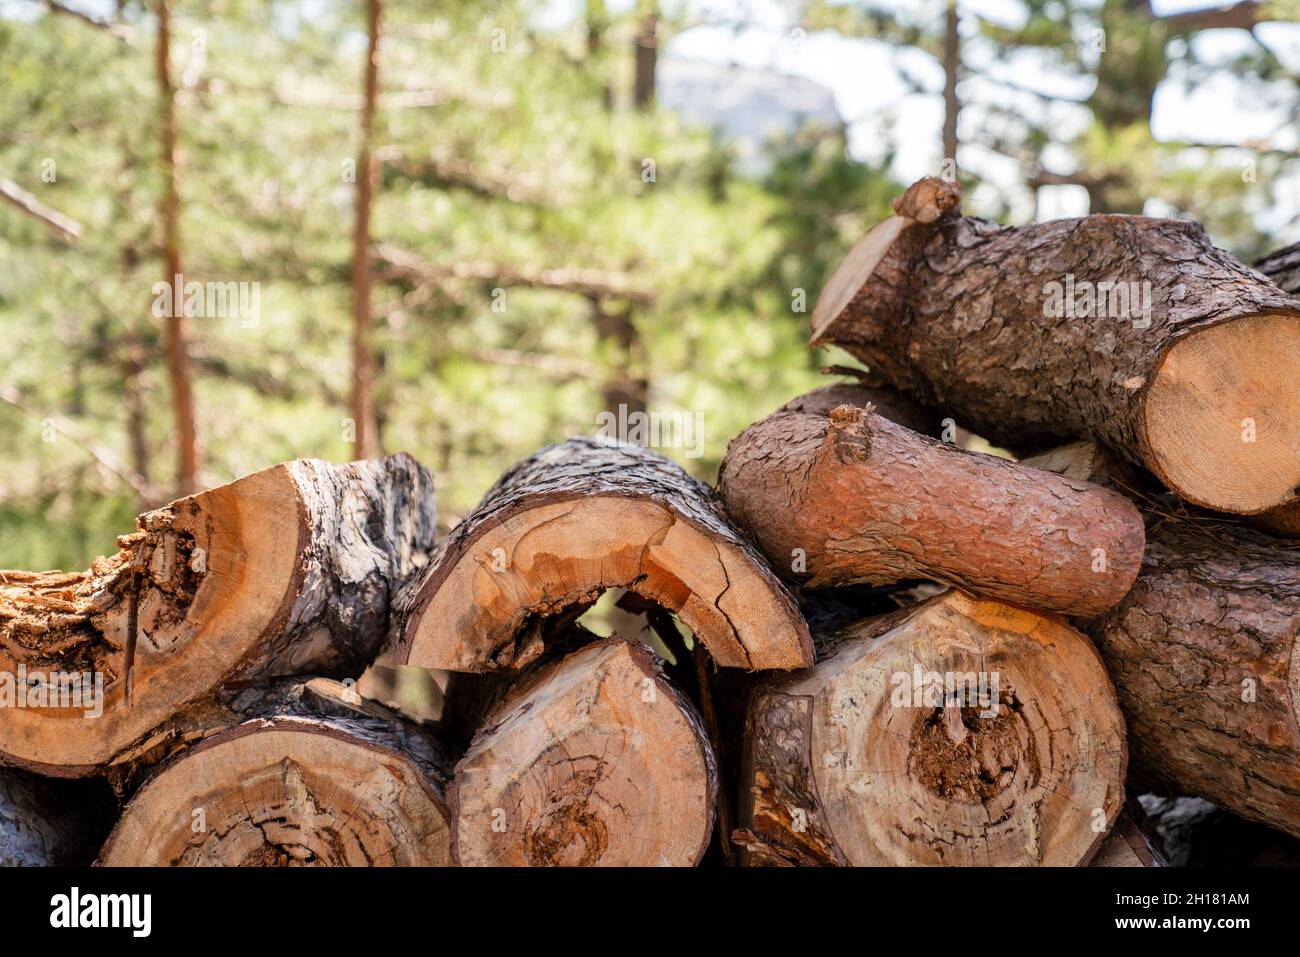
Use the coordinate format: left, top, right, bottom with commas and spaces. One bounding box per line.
98, 680, 451, 866
809, 177, 1300, 516
1141, 313, 1300, 514
738, 591, 1127, 866
449, 638, 716, 867
391, 438, 812, 674
0, 455, 437, 776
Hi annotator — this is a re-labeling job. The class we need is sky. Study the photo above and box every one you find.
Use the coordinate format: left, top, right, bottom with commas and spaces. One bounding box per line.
545, 0, 1300, 231
8, 0, 1297, 233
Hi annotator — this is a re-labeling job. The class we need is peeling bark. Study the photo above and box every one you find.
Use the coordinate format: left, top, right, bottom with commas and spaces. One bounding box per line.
812, 177, 1300, 515
737, 591, 1128, 866
0, 454, 437, 776
1083, 519, 1300, 838
389, 438, 811, 673
718, 393, 1144, 616
98, 678, 451, 865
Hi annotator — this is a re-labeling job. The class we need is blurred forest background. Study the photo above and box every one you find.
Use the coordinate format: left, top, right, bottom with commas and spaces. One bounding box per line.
2, 0, 1299, 574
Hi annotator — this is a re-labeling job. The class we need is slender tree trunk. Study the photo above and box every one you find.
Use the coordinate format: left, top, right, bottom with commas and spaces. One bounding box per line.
941, 0, 959, 166
121, 339, 151, 493
156, 0, 199, 495
592, 294, 647, 415
633, 5, 658, 110
350, 0, 383, 460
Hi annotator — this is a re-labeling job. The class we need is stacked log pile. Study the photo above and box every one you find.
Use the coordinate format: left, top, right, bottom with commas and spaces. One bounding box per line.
3, 176, 1299, 866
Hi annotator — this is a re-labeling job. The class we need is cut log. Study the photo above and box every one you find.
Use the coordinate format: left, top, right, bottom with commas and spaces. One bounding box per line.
812, 177, 1300, 515
1090, 813, 1158, 867
1017, 440, 1137, 492
0, 454, 437, 776
735, 591, 1127, 866
450, 637, 716, 866
1084, 519, 1300, 838
0, 768, 114, 866
98, 678, 451, 865
1256, 240, 1300, 294
718, 394, 1145, 616
1250, 503, 1300, 539
389, 438, 812, 673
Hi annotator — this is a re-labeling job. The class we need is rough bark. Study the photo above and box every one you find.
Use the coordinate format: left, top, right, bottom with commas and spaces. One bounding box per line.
0, 453, 437, 776
1256, 240, 1300, 295
718, 394, 1144, 617
811, 177, 1300, 515
450, 637, 716, 866
735, 591, 1127, 866
98, 678, 451, 865
1083, 519, 1300, 838
389, 437, 812, 673
0, 768, 113, 866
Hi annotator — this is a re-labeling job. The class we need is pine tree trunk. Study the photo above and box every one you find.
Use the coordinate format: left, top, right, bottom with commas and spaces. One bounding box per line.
98, 679, 451, 865
388, 438, 812, 673
156, 0, 200, 495
811, 177, 1300, 515
349, 0, 383, 459
1083, 519, 1300, 838
450, 637, 715, 866
0, 454, 436, 776
718, 390, 1144, 616
734, 591, 1127, 866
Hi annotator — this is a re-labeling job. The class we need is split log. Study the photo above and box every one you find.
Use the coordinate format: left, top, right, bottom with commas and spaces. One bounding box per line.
98, 678, 451, 866
388, 438, 812, 673
811, 176, 1300, 515
1085, 520, 1300, 838
718, 395, 1144, 617
735, 591, 1127, 866
0, 454, 437, 776
0, 768, 114, 866
450, 637, 716, 866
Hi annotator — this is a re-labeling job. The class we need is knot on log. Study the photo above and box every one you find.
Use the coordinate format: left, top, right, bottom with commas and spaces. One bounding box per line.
890, 177, 962, 224
827, 403, 874, 463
